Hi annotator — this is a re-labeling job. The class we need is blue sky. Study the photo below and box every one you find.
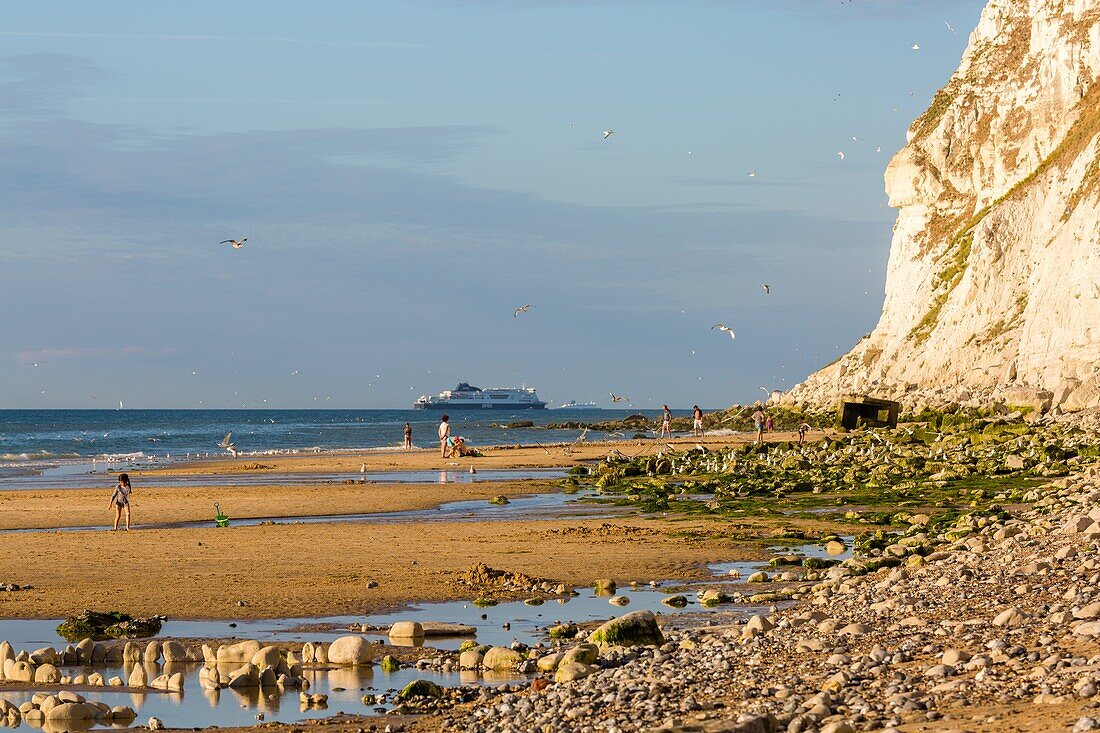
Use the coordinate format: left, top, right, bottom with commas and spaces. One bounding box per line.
0, 1, 985, 409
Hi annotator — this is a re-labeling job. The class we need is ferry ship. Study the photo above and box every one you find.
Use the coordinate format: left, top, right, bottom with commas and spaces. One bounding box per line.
413, 382, 546, 410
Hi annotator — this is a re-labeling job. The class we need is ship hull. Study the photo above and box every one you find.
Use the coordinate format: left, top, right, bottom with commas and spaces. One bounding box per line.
413, 402, 546, 410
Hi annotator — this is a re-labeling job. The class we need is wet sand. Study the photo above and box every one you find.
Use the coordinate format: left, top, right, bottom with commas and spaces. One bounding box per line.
0, 480, 557, 531
0, 516, 780, 620
146, 432, 811, 475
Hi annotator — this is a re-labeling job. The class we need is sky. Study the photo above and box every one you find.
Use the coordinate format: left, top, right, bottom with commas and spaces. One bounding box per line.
0, 0, 987, 410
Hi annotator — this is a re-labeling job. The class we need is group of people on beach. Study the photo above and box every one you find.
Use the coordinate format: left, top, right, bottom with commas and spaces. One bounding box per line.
435, 415, 477, 458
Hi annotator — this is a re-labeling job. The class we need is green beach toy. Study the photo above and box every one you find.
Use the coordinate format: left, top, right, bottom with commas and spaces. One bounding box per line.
214, 502, 230, 528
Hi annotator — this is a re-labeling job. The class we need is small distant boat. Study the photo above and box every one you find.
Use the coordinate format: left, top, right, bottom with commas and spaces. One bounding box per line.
414, 382, 546, 410
554, 400, 600, 409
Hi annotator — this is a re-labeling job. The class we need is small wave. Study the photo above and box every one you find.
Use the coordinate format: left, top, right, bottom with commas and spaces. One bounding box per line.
0, 451, 81, 462
93, 452, 149, 462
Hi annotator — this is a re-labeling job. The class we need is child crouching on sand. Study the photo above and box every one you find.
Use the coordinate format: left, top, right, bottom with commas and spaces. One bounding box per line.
110, 473, 133, 531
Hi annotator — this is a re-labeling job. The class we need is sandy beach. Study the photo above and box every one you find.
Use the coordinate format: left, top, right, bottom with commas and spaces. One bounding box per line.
0, 433, 834, 620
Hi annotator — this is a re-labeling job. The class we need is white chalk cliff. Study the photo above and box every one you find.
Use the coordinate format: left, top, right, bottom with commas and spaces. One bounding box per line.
791, 0, 1100, 412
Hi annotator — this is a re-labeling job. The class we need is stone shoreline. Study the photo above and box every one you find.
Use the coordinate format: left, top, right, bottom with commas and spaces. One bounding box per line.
427, 469, 1100, 732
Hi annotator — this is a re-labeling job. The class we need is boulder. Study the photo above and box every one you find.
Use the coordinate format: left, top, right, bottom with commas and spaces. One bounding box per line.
251, 646, 282, 669
128, 665, 148, 687
144, 641, 161, 663
7, 661, 34, 683
109, 706, 137, 721
587, 610, 665, 648
594, 578, 617, 595
536, 652, 564, 672
29, 647, 59, 666
34, 664, 61, 684
217, 640, 261, 664
992, 606, 1028, 627
162, 641, 194, 662
123, 641, 142, 663
388, 621, 425, 639
555, 661, 595, 683
46, 702, 99, 722
167, 672, 185, 691
398, 679, 443, 700
327, 636, 374, 666
76, 638, 95, 664
561, 643, 599, 666
227, 664, 260, 688
481, 646, 524, 671
459, 649, 484, 669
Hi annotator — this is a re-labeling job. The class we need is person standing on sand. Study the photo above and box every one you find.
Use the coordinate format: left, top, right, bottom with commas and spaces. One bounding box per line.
659, 405, 673, 439
110, 473, 132, 531
798, 420, 811, 447
403, 422, 413, 449
692, 405, 704, 437
765, 414, 775, 433
438, 415, 451, 457
752, 406, 765, 444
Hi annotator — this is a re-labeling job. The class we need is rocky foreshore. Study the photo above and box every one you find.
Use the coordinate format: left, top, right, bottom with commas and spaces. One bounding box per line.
432, 467, 1100, 732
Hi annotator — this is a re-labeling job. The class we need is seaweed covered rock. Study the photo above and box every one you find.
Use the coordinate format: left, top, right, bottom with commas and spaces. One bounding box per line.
587, 610, 665, 648
56, 611, 163, 642
399, 679, 443, 700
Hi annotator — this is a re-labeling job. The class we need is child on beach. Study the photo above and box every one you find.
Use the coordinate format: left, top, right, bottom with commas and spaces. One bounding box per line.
658, 405, 673, 439
110, 473, 132, 531
403, 422, 413, 449
692, 405, 704, 437
765, 414, 775, 433
438, 415, 451, 457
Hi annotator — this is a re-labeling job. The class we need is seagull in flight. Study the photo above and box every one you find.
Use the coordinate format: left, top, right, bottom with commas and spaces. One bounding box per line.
609, 393, 630, 403
220, 238, 247, 249
911, 43, 921, 51
761, 284, 771, 294
711, 324, 735, 340
747, 170, 757, 178
602, 130, 614, 140
945, 20, 956, 35
514, 304, 534, 318
219, 431, 239, 458
837, 151, 846, 160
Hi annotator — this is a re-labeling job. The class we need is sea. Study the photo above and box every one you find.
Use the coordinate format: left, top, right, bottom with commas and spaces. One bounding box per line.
0, 408, 666, 478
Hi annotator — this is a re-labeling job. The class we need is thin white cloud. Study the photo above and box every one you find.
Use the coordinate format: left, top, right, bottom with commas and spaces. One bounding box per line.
0, 31, 426, 49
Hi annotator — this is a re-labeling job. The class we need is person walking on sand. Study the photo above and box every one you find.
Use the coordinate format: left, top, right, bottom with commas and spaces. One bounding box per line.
798, 420, 811, 447
659, 405, 673, 439
403, 421, 413, 450
692, 405, 704, 437
752, 406, 766, 445
438, 415, 451, 457
110, 473, 132, 531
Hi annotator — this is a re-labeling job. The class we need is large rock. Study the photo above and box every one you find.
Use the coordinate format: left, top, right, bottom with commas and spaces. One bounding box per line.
326, 636, 374, 666
217, 640, 261, 664
127, 664, 148, 687
481, 646, 524, 671
251, 646, 282, 669
227, 664, 260, 688
555, 661, 595, 683
7, 661, 34, 682
587, 610, 665, 648
388, 621, 424, 639
45, 702, 99, 721
33, 664, 61, 684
